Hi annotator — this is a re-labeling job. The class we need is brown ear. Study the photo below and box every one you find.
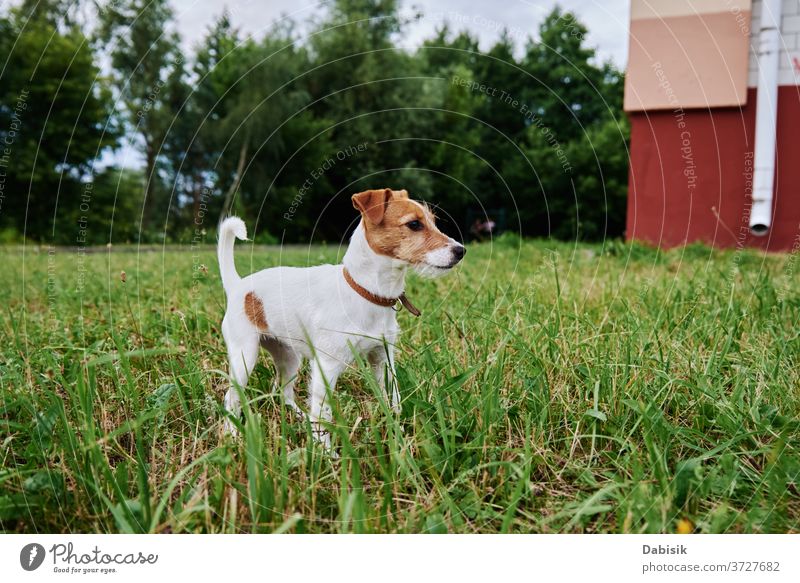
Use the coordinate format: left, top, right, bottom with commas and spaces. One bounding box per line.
352, 188, 392, 224
394, 189, 409, 200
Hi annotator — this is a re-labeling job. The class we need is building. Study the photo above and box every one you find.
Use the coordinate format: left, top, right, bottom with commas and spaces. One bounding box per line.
624, 0, 800, 251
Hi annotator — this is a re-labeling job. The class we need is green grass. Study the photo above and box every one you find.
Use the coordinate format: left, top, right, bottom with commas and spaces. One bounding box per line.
1, 237, 798, 533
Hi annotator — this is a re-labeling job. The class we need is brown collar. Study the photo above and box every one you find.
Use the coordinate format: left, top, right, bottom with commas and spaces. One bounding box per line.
342, 267, 421, 317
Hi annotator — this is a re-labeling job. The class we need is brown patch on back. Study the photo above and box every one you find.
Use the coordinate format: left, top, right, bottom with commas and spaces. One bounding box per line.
352, 189, 451, 263
244, 291, 268, 331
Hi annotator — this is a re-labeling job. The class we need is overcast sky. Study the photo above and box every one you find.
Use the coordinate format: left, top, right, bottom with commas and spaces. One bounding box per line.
0, 0, 632, 65
171, 0, 631, 67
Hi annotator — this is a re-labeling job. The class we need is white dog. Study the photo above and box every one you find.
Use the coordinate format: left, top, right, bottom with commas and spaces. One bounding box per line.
217, 188, 465, 449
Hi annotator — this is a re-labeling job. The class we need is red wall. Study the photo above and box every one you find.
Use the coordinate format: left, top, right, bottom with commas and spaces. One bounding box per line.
626, 87, 800, 251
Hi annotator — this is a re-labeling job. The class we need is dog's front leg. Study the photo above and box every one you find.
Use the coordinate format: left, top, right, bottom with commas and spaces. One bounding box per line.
370, 345, 401, 414
308, 356, 343, 452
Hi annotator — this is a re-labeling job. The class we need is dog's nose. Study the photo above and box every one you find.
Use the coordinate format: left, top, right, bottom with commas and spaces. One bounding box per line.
453, 245, 466, 261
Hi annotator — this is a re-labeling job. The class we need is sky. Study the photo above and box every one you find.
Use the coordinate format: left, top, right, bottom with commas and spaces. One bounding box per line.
0, 0, 632, 65
171, 0, 632, 67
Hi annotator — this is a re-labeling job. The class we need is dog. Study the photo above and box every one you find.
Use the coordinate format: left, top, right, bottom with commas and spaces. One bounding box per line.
217, 188, 465, 449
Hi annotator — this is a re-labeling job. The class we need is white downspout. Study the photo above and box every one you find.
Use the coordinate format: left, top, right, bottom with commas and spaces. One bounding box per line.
750, 0, 782, 235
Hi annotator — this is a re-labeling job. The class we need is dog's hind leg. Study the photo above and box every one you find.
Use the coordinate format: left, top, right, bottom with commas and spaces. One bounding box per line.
308, 355, 343, 452
262, 337, 303, 417
222, 320, 260, 436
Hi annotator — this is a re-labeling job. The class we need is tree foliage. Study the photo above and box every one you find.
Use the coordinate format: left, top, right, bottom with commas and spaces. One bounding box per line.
0, 4, 117, 243
0, 0, 629, 244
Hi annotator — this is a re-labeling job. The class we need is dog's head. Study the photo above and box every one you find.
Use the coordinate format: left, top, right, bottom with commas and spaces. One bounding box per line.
352, 188, 465, 277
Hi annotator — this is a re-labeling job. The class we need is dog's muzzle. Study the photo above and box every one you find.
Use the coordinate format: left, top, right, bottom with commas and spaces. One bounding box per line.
448, 244, 466, 267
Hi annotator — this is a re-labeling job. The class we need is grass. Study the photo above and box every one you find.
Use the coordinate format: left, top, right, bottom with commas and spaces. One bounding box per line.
1, 235, 798, 533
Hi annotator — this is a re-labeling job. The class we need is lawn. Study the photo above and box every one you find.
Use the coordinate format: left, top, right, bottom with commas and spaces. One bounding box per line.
1, 237, 798, 533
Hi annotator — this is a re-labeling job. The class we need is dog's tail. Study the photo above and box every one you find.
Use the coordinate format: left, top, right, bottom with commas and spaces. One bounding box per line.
218, 216, 247, 294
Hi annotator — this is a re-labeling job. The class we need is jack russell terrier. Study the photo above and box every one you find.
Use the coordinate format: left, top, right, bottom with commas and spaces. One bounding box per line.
217, 188, 465, 449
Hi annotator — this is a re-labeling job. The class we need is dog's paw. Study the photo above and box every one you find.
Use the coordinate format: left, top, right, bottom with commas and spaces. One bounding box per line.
311, 426, 339, 459
223, 416, 241, 438
312, 428, 331, 448
286, 400, 307, 421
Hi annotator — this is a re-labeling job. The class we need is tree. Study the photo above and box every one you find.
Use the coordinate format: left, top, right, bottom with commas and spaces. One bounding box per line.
0, 1, 630, 244
0, 5, 117, 242
517, 7, 626, 239
57, 166, 145, 243
421, 25, 481, 73
97, 0, 183, 237
303, 0, 436, 237
417, 30, 487, 224
562, 116, 630, 241
189, 11, 245, 224
169, 13, 333, 241
522, 8, 622, 143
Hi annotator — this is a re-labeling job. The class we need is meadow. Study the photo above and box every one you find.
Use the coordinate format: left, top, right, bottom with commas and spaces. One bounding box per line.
1, 237, 798, 533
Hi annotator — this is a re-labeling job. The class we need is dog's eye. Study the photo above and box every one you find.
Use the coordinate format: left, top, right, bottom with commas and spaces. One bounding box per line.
406, 220, 423, 231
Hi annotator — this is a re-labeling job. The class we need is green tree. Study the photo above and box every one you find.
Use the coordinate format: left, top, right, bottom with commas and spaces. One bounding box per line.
415, 29, 488, 227
0, 6, 117, 242
421, 25, 481, 73
57, 166, 144, 244
0, 1, 630, 244
174, 14, 332, 241
562, 116, 630, 241
522, 8, 622, 142
302, 0, 447, 237
97, 0, 183, 237
517, 7, 626, 239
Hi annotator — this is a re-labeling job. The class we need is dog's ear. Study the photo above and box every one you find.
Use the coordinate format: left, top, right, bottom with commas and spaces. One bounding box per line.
394, 189, 409, 200
352, 188, 392, 224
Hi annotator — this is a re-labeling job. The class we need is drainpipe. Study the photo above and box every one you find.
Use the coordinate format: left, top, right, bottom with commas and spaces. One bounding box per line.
750, 0, 782, 236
